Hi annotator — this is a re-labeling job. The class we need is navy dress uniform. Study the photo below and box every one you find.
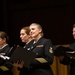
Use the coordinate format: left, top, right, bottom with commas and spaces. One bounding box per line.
59, 42, 75, 75
0, 44, 13, 75
29, 37, 54, 75
69, 42, 75, 75
19, 40, 34, 75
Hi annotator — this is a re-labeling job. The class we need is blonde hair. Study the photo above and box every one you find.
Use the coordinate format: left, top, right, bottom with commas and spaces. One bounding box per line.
30, 23, 44, 36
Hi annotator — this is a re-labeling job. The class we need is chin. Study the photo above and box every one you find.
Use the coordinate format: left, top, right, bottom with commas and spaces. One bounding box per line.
22, 40, 24, 42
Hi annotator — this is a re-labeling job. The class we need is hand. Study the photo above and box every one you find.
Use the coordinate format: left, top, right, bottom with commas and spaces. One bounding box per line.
13, 60, 24, 68
57, 56, 64, 60
17, 60, 24, 68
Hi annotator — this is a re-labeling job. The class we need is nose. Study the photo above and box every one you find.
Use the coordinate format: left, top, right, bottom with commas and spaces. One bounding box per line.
30, 31, 32, 34
20, 35, 22, 38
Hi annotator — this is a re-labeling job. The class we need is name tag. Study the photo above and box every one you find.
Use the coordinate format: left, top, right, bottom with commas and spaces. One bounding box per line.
36, 45, 43, 47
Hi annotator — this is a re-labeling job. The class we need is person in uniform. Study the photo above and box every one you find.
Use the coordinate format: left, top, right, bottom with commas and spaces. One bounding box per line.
0, 31, 10, 56
0, 26, 34, 75
29, 23, 54, 75
17, 26, 34, 75
58, 24, 75, 75
0, 31, 13, 75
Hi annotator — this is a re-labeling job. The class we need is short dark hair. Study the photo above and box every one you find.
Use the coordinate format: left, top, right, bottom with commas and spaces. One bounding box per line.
73, 24, 75, 28
0, 31, 9, 43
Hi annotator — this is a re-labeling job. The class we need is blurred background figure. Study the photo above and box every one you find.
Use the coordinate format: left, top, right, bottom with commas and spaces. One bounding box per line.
0, 31, 13, 75
0, 31, 10, 56
57, 24, 75, 75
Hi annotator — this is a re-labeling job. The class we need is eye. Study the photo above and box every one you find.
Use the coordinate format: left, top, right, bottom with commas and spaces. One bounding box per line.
32, 28, 35, 30
20, 33, 25, 36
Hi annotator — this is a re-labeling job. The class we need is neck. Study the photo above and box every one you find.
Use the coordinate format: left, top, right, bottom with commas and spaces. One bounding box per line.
26, 38, 32, 44
0, 43, 8, 48
34, 35, 42, 43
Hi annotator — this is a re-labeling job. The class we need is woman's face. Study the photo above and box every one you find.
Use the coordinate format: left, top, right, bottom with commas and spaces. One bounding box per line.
0, 38, 6, 48
73, 27, 75, 39
20, 29, 29, 43
29, 25, 41, 38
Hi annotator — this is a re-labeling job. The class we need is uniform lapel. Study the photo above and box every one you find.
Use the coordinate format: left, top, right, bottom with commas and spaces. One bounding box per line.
30, 37, 44, 51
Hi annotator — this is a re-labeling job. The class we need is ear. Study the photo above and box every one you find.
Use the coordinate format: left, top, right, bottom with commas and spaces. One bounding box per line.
3, 38, 6, 43
39, 29, 42, 33
28, 35, 30, 38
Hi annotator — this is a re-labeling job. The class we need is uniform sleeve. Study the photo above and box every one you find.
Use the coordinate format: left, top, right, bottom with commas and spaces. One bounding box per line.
32, 39, 54, 65
59, 55, 70, 65
59, 43, 75, 65
40, 39, 54, 64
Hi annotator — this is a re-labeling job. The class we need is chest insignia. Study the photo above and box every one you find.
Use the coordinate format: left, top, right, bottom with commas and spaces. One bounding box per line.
49, 47, 53, 53
31, 46, 33, 49
27, 48, 30, 50
36, 45, 43, 47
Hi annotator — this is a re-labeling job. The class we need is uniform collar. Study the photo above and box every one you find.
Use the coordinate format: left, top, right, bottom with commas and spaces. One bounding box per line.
0, 44, 8, 50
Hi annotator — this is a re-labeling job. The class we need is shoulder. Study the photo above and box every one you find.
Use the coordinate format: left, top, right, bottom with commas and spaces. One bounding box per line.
70, 42, 75, 46
69, 42, 75, 50
28, 40, 34, 44
4, 44, 10, 49
39, 37, 52, 46
42, 37, 52, 43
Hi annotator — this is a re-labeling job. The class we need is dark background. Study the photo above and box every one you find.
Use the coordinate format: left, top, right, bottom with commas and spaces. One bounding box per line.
0, 0, 75, 46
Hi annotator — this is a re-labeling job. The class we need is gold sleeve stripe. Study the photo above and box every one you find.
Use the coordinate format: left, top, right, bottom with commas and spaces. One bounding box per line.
35, 58, 48, 63
0, 66, 9, 71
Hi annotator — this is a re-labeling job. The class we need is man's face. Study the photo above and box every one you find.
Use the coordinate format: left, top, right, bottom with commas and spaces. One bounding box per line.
73, 27, 75, 39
